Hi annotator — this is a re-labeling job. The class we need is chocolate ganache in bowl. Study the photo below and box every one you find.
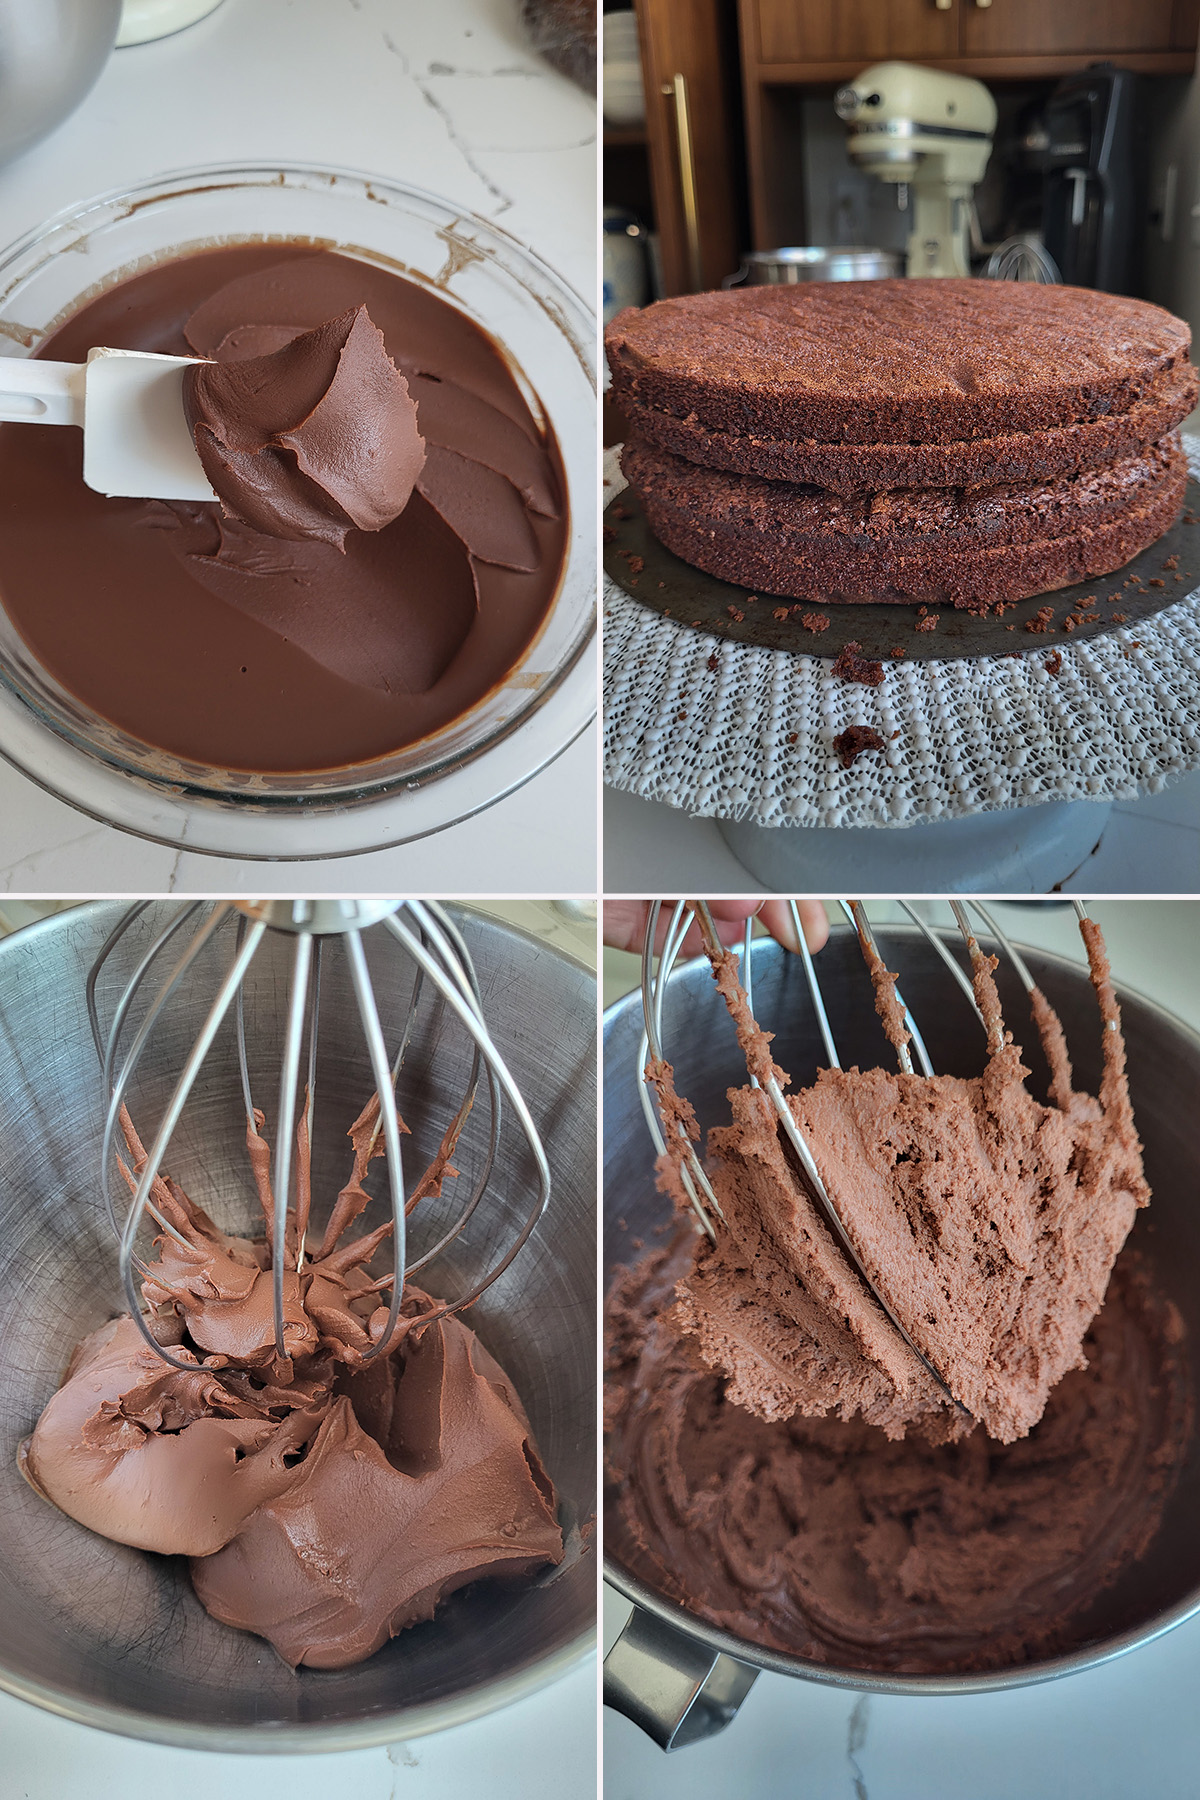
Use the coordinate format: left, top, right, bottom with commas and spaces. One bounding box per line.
0, 167, 594, 857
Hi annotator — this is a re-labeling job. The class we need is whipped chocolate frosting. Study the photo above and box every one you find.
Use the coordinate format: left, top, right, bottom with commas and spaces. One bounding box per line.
651, 919, 1148, 1444
605, 1232, 1190, 1674
194, 1327, 560, 1668
183, 305, 426, 547
0, 246, 567, 772
22, 1099, 562, 1668
19, 1311, 317, 1557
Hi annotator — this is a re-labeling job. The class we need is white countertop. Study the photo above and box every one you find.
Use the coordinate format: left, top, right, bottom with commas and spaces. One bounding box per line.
0, 0, 597, 894
604, 899, 1200, 1796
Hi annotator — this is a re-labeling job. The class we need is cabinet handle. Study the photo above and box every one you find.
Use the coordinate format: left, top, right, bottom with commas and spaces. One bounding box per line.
975, 0, 991, 7
663, 72, 703, 290
934, 0, 952, 11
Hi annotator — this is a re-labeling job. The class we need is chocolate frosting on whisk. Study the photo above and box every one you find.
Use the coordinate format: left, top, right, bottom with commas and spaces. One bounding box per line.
649, 915, 1149, 1444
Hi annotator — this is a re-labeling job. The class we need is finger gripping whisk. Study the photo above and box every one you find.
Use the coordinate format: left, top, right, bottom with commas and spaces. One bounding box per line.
88, 900, 550, 1374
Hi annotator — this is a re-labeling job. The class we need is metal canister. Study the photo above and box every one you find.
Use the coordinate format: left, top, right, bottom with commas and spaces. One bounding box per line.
724, 246, 903, 287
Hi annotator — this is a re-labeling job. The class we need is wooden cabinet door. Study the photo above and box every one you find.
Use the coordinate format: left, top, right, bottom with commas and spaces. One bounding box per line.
751, 0, 957, 67
637, 0, 742, 293
959, 0, 1180, 57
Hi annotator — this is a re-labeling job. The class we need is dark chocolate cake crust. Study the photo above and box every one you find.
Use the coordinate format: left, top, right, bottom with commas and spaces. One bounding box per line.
621, 432, 1188, 611
619, 360, 1198, 495
607, 280, 1193, 450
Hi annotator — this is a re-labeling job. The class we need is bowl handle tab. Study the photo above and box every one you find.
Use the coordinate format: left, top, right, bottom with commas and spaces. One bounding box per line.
603, 1603, 758, 1750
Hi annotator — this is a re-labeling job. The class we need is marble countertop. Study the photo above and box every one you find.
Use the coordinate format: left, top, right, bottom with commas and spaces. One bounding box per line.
0, 0, 597, 895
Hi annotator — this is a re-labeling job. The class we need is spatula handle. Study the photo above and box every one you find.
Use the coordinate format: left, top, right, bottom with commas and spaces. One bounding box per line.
0, 359, 84, 427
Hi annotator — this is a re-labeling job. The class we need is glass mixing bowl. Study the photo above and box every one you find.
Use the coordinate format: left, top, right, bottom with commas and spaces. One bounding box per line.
0, 164, 595, 859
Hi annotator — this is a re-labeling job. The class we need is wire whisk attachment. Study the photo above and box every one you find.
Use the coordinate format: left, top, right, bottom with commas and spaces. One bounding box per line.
87, 901, 550, 1375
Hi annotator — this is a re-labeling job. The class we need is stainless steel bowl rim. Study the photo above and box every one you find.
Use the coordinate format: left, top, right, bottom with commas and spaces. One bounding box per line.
602, 929, 1200, 1695
0, 1636, 596, 1755
741, 245, 899, 262
0, 902, 596, 1752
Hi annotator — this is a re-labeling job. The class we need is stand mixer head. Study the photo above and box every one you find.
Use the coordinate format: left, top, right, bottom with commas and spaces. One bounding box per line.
835, 61, 996, 277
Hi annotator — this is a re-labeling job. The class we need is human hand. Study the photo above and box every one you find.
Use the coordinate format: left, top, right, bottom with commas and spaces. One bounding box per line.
603, 899, 828, 960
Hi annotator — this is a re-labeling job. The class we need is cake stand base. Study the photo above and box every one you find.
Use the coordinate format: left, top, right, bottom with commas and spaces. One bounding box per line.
716, 799, 1111, 894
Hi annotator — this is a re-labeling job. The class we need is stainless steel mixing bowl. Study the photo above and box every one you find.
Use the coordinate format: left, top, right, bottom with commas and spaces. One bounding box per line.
0, 903, 595, 1752
722, 246, 902, 286
604, 926, 1200, 1748
0, 0, 121, 166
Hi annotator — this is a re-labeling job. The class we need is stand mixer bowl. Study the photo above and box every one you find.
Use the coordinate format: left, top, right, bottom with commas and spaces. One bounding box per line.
603, 926, 1200, 1748
0, 902, 595, 1751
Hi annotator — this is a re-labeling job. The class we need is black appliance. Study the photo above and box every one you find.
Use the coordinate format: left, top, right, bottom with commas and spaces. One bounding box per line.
1032, 63, 1140, 294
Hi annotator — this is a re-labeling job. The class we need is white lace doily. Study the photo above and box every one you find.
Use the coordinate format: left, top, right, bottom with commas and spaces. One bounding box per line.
603, 440, 1200, 829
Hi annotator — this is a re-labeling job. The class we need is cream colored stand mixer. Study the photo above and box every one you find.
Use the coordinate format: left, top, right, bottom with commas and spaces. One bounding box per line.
835, 61, 996, 277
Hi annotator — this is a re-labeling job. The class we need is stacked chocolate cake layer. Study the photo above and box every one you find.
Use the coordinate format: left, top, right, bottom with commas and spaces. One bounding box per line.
606, 280, 1199, 611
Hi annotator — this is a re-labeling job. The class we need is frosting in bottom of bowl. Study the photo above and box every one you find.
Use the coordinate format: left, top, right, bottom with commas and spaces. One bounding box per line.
21, 1100, 563, 1669
605, 1230, 1190, 1674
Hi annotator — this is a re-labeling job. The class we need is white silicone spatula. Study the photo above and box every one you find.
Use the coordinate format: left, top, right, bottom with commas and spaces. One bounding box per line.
0, 348, 216, 501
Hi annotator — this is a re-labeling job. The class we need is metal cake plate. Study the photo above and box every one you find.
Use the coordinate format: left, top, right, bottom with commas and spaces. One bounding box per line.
604, 478, 1200, 664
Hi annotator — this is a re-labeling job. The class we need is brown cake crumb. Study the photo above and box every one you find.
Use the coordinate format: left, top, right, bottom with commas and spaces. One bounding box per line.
1045, 650, 1063, 675
786, 732, 798, 745
1112, 612, 1127, 623
1149, 578, 1165, 588
773, 607, 789, 621
833, 725, 886, 768
891, 646, 906, 658
800, 612, 831, 634
603, 524, 616, 543
706, 652, 719, 672
914, 613, 940, 633
833, 642, 886, 687
1163, 556, 1179, 569
1025, 605, 1056, 634
726, 604, 744, 621
622, 551, 644, 576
